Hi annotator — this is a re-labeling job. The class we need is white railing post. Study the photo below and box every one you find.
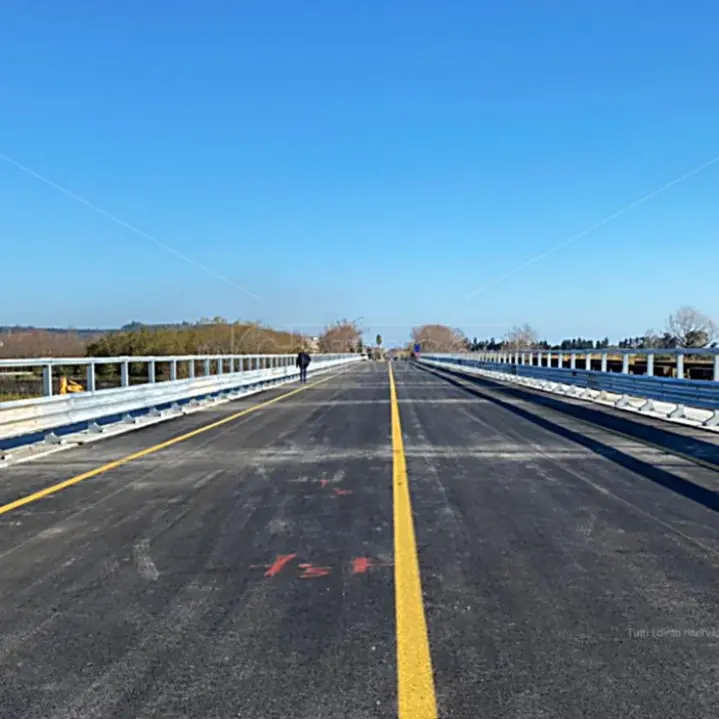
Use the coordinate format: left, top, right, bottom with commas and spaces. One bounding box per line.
43, 364, 53, 396
676, 353, 684, 380
86, 362, 96, 392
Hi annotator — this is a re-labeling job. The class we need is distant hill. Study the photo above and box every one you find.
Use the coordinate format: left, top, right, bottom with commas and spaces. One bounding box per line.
0, 322, 199, 337
0, 325, 109, 338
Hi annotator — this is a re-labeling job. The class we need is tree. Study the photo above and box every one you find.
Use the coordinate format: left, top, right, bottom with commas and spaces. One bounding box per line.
503, 323, 539, 351
410, 324, 466, 352
666, 306, 717, 348
318, 319, 362, 353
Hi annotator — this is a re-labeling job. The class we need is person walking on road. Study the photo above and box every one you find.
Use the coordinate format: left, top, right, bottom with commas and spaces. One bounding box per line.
296, 348, 311, 384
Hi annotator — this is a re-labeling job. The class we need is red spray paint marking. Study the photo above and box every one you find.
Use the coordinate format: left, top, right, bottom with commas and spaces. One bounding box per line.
262, 554, 297, 577
320, 479, 330, 488
351, 557, 394, 575
333, 489, 353, 496
352, 557, 372, 575
298, 563, 332, 579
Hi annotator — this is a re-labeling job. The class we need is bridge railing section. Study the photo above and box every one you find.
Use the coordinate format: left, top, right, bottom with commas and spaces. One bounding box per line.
418, 349, 719, 429
0, 353, 362, 453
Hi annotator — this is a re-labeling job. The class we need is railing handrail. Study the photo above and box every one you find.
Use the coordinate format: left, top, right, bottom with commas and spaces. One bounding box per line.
431, 347, 719, 356
423, 348, 719, 383
0, 352, 354, 369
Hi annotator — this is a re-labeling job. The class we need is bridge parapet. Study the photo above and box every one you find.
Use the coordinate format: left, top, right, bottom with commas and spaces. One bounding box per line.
419, 349, 719, 430
0, 353, 362, 456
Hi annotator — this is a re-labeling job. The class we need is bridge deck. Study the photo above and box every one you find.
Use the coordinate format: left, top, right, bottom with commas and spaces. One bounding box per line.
1, 362, 718, 718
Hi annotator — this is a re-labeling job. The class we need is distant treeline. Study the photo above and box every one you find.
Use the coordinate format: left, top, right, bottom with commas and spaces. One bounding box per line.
466, 337, 612, 351
0, 318, 365, 360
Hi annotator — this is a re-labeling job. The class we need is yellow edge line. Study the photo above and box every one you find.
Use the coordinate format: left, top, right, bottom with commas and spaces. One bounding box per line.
389, 363, 438, 718
0, 372, 337, 517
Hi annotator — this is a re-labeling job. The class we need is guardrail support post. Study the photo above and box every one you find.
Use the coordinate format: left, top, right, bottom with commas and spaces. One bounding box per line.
187, 360, 194, 379
217, 358, 224, 376
170, 360, 177, 381
121, 361, 129, 388
148, 360, 156, 383
601, 353, 608, 372
714, 355, 719, 382
585, 353, 591, 370
570, 354, 576, 369
43, 364, 53, 396
557, 352, 563, 369
622, 354, 630, 374
676, 353, 684, 380
647, 354, 654, 377
204, 358, 211, 376
86, 363, 96, 392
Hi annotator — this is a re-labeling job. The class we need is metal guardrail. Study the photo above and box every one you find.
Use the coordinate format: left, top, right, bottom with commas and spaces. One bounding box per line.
458, 347, 719, 381
419, 352, 719, 429
0, 353, 361, 452
0, 353, 346, 396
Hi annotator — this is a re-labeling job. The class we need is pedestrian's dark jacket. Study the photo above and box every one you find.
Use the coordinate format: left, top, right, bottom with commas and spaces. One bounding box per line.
296, 351, 311, 368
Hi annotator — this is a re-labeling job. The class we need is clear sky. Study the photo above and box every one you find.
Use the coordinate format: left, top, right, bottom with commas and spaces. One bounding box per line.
1, 0, 718, 346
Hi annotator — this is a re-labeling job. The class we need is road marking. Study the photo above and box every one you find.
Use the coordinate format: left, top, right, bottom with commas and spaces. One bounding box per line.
0, 373, 338, 518
263, 554, 298, 577
388, 363, 438, 719
351, 557, 393, 574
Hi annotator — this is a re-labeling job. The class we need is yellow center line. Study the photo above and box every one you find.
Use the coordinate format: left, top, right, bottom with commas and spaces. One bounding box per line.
389, 363, 438, 718
0, 372, 338, 517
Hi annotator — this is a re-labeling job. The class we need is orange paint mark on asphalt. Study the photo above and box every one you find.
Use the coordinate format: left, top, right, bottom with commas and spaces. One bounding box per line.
298, 563, 332, 579
351, 557, 393, 574
352, 557, 372, 574
264, 554, 297, 577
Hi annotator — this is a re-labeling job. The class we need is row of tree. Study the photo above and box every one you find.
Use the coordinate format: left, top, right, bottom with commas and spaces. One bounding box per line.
407, 306, 718, 354
85, 319, 309, 357
465, 335, 612, 352
0, 317, 367, 360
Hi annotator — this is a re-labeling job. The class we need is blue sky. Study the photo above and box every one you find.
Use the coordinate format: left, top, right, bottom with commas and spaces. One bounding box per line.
1, 0, 718, 346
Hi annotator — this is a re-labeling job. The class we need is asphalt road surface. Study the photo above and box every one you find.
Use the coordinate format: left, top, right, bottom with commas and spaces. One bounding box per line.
1, 361, 719, 718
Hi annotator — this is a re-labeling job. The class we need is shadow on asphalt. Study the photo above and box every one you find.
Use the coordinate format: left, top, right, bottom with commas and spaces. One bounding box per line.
415, 362, 719, 514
